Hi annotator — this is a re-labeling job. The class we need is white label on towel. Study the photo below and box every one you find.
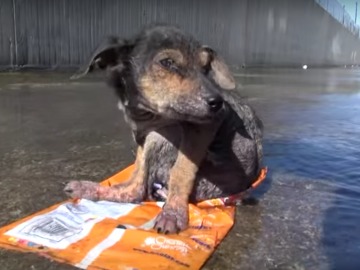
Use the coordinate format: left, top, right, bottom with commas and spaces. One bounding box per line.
4, 199, 136, 249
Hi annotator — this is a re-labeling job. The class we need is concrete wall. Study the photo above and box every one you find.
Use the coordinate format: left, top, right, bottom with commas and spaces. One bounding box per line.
246, 0, 360, 67
0, 0, 359, 69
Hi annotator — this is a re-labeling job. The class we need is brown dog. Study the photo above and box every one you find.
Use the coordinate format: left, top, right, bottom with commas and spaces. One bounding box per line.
64, 24, 264, 234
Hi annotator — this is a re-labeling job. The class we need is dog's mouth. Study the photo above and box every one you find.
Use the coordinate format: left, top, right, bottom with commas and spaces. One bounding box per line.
166, 105, 226, 124
125, 94, 226, 124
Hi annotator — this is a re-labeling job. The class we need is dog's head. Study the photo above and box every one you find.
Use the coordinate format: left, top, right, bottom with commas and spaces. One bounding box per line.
73, 24, 236, 123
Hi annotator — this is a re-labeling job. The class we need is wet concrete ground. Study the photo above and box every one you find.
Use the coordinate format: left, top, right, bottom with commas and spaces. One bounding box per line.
0, 68, 360, 269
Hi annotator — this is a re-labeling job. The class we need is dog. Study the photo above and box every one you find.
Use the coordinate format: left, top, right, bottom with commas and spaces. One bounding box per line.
64, 24, 264, 234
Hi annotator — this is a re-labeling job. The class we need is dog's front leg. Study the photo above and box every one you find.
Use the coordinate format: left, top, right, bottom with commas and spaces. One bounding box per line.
64, 146, 146, 203
154, 123, 218, 234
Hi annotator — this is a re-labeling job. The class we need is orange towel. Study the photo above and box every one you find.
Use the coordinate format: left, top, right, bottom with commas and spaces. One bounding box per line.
0, 165, 267, 270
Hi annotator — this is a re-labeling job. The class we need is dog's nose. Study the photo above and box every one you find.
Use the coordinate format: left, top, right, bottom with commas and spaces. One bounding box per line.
207, 96, 224, 112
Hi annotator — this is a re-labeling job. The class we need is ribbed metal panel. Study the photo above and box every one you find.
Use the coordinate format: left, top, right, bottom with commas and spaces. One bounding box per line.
0, 0, 359, 68
0, 0, 15, 68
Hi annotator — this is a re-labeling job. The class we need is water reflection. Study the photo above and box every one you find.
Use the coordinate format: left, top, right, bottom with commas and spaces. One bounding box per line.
240, 68, 360, 269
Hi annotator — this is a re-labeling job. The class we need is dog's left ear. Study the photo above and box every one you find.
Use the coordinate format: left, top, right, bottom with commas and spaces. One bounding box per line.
200, 47, 236, 90
70, 36, 134, 80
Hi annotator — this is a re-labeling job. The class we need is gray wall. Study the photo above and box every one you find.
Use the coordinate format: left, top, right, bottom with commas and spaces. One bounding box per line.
0, 0, 359, 69
246, 0, 360, 67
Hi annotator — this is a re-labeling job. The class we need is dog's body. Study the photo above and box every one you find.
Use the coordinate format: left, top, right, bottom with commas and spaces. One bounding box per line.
141, 90, 263, 202
65, 24, 264, 234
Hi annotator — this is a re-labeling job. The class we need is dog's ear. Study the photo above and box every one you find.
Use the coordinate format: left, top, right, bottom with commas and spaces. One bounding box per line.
70, 36, 134, 80
200, 46, 236, 90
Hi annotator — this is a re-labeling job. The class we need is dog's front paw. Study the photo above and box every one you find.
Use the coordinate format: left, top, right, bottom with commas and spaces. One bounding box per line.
64, 180, 100, 200
154, 203, 189, 234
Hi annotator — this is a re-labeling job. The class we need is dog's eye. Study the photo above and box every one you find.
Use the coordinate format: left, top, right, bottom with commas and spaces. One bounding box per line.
159, 58, 176, 70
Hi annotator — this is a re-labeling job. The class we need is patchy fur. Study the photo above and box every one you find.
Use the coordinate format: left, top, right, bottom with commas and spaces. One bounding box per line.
65, 24, 264, 234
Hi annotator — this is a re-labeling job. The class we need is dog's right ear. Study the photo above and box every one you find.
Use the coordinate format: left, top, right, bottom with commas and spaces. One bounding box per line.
70, 36, 134, 80
199, 46, 236, 90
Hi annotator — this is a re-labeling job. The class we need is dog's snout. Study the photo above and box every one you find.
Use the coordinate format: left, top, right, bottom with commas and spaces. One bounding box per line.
207, 96, 224, 112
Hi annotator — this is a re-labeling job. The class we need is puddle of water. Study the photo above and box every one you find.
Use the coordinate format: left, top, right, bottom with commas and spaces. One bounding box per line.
0, 68, 360, 269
